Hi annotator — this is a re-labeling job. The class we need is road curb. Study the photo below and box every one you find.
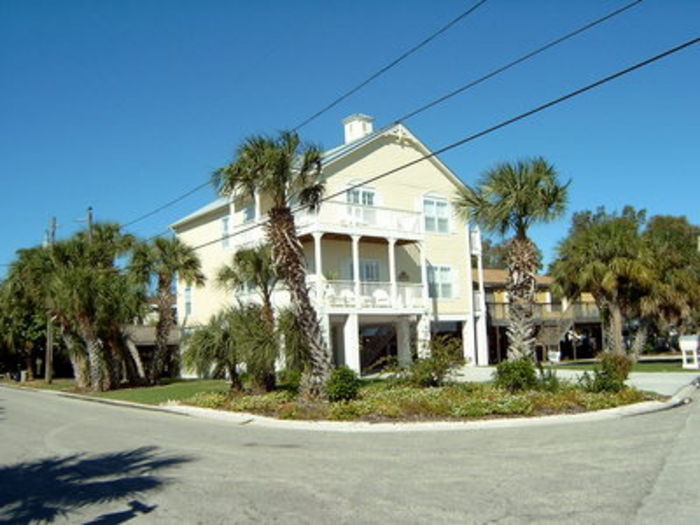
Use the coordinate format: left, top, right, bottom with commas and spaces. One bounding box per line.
3, 379, 697, 433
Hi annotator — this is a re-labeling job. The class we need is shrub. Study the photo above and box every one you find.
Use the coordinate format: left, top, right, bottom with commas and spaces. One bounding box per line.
407, 335, 464, 388
494, 358, 537, 392
579, 353, 633, 393
326, 366, 361, 402
536, 362, 562, 393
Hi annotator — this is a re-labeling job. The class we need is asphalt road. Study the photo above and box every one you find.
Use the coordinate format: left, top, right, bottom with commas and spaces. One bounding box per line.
1, 385, 699, 524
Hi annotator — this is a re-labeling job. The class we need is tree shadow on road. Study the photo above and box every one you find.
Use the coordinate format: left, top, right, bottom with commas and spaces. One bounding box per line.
0, 446, 192, 524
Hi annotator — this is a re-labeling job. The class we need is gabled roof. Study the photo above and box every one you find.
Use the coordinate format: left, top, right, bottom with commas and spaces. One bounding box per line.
170, 196, 228, 230
171, 121, 466, 230
323, 122, 467, 191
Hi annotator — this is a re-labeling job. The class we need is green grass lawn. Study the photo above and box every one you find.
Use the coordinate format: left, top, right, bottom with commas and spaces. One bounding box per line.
1, 377, 229, 405
557, 361, 697, 373
91, 379, 229, 405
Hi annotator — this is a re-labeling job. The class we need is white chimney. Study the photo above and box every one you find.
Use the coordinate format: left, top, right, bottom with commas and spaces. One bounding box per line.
342, 114, 374, 144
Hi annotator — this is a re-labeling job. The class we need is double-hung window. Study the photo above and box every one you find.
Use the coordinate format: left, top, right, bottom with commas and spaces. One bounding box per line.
184, 286, 193, 316
346, 187, 376, 225
221, 216, 230, 248
243, 203, 255, 223
427, 265, 453, 299
423, 198, 449, 233
344, 259, 380, 282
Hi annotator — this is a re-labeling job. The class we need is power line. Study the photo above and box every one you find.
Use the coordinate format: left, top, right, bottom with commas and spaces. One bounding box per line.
189, 36, 700, 252
291, 0, 490, 131
395, 0, 644, 123
118, 0, 640, 235
122, 180, 212, 229
119, 2, 488, 233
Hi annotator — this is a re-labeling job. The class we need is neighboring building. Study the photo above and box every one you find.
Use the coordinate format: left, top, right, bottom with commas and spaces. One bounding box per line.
171, 114, 489, 374
480, 268, 602, 362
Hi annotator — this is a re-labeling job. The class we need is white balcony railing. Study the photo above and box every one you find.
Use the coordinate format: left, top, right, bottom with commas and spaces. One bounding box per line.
296, 201, 423, 236
321, 280, 424, 309
227, 201, 423, 249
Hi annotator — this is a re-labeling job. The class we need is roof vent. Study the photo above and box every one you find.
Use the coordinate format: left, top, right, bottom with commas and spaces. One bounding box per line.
342, 114, 374, 144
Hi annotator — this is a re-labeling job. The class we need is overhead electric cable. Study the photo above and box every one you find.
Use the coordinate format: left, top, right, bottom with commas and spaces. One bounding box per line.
119, 2, 488, 232
291, 0, 490, 131
119, 0, 640, 233
189, 36, 699, 252
122, 180, 211, 229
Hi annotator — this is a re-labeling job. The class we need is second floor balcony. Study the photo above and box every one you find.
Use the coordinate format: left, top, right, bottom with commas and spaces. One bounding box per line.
486, 301, 601, 325
296, 200, 424, 240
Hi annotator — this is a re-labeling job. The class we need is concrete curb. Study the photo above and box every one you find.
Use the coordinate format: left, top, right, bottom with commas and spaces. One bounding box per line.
4, 379, 696, 433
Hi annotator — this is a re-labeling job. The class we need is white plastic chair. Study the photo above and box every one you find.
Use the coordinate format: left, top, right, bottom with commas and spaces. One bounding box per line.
372, 288, 391, 307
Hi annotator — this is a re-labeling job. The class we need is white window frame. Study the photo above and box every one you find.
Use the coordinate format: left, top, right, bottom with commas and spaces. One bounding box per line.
184, 286, 193, 316
221, 216, 230, 248
243, 203, 255, 223
428, 265, 454, 299
423, 196, 450, 234
342, 258, 381, 282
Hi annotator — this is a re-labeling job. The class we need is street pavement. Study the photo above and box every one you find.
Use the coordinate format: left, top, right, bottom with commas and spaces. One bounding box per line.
1, 382, 700, 524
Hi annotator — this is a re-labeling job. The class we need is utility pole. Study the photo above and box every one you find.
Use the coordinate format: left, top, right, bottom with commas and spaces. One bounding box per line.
87, 206, 94, 242
45, 216, 56, 384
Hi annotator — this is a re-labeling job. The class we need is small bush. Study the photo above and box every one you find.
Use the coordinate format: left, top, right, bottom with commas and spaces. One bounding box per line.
579, 353, 633, 393
537, 363, 562, 393
407, 336, 464, 388
494, 358, 538, 392
326, 366, 361, 402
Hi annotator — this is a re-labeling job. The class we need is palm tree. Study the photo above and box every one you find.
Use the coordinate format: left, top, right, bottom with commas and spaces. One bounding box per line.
183, 308, 243, 391
550, 207, 652, 354
49, 224, 143, 391
455, 157, 568, 360
131, 237, 205, 384
216, 244, 279, 326
213, 131, 331, 398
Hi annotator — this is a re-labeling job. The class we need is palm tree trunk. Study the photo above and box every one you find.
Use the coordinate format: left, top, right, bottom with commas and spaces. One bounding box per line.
85, 336, 105, 391
151, 289, 174, 384
63, 334, 89, 389
266, 206, 331, 398
505, 237, 539, 360
609, 303, 625, 354
124, 335, 147, 381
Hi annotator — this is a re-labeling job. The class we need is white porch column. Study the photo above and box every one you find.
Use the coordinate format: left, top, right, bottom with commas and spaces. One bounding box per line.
388, 237, 397, 306
344, 313, 360, 373
462, 319, 477, 366
474, 227, 489, 365
313, 232, 324, 302
396, 317, 412, 367
464, 226, 477, 366
254, 190, 261, 221
352, 235, 361, 308
419, 241, 429, 301
417, 314, 431, 358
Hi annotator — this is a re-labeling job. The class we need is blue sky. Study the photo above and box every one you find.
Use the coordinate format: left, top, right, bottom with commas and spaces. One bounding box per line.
1, 0, 698, 275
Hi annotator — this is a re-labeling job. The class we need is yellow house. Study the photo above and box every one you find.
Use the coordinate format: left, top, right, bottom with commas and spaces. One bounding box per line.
171, 115, 489, 373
